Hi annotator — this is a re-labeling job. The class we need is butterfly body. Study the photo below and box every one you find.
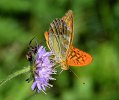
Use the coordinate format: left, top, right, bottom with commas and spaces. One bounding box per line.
45, 10, 93, 70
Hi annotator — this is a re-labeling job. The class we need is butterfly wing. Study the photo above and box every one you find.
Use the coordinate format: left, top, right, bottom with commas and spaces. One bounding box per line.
44, 10, 74, 62
62, 10, 74, 45
67, 46, 93, 66
44, 31, 50, 49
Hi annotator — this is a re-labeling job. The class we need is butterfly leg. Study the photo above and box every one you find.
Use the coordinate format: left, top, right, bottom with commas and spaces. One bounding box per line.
52, 64, 64, 75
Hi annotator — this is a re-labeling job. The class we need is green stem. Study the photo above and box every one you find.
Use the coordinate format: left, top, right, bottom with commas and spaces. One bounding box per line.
0, 66, 30, 87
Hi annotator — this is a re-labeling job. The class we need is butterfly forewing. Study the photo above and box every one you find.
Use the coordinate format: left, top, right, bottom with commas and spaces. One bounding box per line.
67, 46, 93, 66
62, 10, 74, 45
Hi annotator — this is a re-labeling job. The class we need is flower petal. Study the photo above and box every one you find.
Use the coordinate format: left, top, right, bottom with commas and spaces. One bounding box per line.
31, 46, 56, 93
31, 81, 37, 90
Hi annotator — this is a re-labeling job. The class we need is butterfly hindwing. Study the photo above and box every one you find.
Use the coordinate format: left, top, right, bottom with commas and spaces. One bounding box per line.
46, 17, 73, 62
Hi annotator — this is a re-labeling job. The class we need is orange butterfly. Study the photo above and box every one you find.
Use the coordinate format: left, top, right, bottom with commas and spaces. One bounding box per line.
44, 10, 93, 70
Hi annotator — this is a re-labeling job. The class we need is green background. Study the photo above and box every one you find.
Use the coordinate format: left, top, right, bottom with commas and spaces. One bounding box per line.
0, 0, 119, 100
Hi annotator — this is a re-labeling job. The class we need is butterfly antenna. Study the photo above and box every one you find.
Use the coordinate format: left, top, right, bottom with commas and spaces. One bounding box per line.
29, 33, 38, 46
69, 68, 80, 80
34, 39, 39, 49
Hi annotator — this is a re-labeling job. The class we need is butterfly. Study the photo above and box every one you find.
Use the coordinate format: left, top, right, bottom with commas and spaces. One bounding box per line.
44, 10, 93, 70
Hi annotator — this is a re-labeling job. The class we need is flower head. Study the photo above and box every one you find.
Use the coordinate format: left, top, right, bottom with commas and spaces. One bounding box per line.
31, 46, 56, 94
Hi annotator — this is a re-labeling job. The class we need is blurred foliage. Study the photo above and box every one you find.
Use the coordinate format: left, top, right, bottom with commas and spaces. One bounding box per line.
0, 0, 119, 100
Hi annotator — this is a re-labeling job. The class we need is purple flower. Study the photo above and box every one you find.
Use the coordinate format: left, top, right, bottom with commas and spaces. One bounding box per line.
31, 46, 56, 94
